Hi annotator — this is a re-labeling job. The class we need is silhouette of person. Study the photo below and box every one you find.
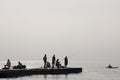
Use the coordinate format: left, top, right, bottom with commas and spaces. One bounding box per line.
56, 59, 61, 68
64, 56, 68, 68
47, 61, 51, 68
18, 61, 23, 67
52, 55, 56, 68
43, 54, 47, 68
108, 64, 112, 68
5, 59, 11, 69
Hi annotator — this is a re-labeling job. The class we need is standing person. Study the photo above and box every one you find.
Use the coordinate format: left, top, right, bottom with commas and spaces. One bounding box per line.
52, 55, 56, 68
64, 56, 68, 68
43, 54, 47, 68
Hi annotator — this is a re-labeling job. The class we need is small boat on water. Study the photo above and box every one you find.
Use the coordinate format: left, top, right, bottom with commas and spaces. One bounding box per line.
105, 64, 118, 69
0, 67, 82, 78
106, 67, 118, 69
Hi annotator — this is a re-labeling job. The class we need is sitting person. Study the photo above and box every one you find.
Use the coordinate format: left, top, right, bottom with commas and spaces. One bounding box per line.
108, 64, 112, 68
3, 59, 11, 69
13, 61, 26, 69
17, 61, 23, 67
47, 61, 51, 68
55, 59, 61, 68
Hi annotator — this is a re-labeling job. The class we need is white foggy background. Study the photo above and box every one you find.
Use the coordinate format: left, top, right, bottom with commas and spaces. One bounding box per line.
0, 0, 120, 62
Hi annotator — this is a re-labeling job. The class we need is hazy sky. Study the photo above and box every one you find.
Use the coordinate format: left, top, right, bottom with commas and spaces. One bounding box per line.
0, 0, 120, 61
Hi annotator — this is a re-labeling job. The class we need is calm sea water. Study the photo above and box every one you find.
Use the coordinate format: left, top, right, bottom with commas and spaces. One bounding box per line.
0, 61, 120, 80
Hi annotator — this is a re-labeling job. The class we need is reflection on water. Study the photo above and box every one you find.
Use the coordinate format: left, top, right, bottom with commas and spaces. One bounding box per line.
65, 75, 68, 80
43, 74, 68, 80
2, 74, 69, 80
44, 75, 47, 80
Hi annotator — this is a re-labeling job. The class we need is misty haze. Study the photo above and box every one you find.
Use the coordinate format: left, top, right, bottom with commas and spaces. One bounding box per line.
0, 0, 120, 62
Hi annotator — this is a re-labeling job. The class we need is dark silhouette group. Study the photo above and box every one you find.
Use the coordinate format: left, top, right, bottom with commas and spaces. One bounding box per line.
2, 54, 68, 69
3, 59, 26, 69
43, 54, 68, 68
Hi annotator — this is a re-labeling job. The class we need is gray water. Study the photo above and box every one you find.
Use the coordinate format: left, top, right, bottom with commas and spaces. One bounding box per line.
0, 61, 120, 80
